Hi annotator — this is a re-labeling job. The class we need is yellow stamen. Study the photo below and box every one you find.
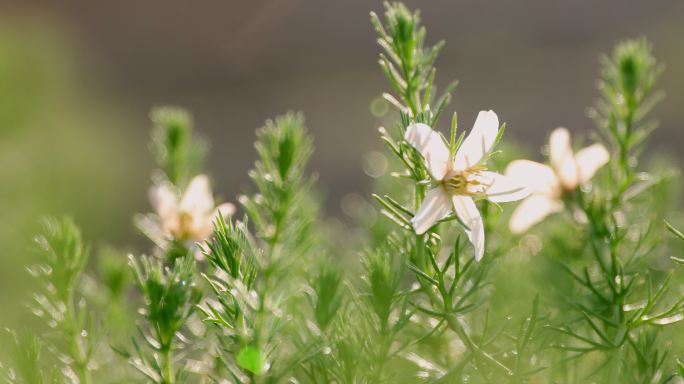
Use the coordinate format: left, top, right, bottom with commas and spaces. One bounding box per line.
174, 211, 194, 240
443, 172, 468, 195
442, 166, 487, 196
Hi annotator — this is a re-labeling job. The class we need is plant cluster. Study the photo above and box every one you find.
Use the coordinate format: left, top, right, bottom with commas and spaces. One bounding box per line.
2, 2, 684, 384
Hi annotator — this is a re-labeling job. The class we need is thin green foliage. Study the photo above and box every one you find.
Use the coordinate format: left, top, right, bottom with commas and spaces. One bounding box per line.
120, 254, 201, 384
150, 106, 207, 188
364, 3, 540, 382
548, 38, 683, 383
24, 217, 100, 384
1, 330, 57, 384
199, 112, 332, 383
2, 3, 684, 384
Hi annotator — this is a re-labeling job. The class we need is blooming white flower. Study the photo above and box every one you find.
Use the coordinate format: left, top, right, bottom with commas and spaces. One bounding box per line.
505, 127, 609, 234
405, 110, 530, 261
149, 174, 235, 243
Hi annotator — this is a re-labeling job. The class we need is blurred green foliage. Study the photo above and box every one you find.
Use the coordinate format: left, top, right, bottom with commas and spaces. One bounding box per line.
0, 20, 144, 329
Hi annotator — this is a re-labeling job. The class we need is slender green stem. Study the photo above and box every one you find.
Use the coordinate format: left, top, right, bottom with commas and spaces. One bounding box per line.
161, 346, 174, 384
251, 201, 285, 383
414, 181, 427, 270
419, 281, 513, 376
73, 346, 90, 384
409, 143, 513, 377
371, 324, 392, 383
67, 284, 90, 384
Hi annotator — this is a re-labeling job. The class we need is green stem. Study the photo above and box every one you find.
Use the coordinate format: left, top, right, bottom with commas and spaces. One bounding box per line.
74, 352, 90, 384
414, 181, 427, 270
66, 286, 90, 384
371, 325, 392, 383
421, 282, 513, 376
161, 346, 174, 384
615, 99, 635, 202
251, 204, 286, 382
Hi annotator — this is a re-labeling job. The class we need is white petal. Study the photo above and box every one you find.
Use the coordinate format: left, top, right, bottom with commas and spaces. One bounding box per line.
509, 194, 563, 234
191, 222, 214, 241
476, 171, 531, 203
549, 128, 578, 190
452, 195, 485, 261
549, 127, 571, 165
193, 203, 236, 240
180, 174, 215, 215
575, 144, 609, 183
411, 187, 453, 234
214, 203, 236, 219
149, 183, 179, 221
453, 110, 499, 171
404, 123, 450, 179
505, 160, 560, 196
193, 248, 206, 261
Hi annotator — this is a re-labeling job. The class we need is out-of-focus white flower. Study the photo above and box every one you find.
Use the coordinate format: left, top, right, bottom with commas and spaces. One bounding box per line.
405, 110, 530, 261
149, 174, 235, 243
505, 127, 609, 234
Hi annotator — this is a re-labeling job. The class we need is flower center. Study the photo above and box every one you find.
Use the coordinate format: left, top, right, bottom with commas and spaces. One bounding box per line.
442, 171, 469, 195
174, 210, 195, 239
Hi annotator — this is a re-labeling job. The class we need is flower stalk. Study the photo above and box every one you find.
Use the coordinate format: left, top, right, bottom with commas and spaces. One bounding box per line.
370, 3, 534, 381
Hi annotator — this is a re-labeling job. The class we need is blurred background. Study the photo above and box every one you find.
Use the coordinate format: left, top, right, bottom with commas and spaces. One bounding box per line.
1, 0, 683, 319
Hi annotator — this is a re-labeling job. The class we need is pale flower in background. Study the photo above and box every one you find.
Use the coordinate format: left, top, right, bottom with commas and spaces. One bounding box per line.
149, 174, 235, 243
405, 110, 530, 261
505, 127, 609, 234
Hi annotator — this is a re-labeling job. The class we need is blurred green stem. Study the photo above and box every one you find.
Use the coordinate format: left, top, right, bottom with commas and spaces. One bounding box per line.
252, 202, 285, 383
419, 273, 513, 376
371, 324, 392, 383
161, 346, 174, 384
66, 275, 90, 384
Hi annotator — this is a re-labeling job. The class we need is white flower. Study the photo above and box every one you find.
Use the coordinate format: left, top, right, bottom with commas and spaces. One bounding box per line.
405, 110, 530, 261
149, 174, 235, 242
505, 127, 609, 234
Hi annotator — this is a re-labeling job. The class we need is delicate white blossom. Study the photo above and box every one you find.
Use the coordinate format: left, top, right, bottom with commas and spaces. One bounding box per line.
149, 174, 235, 243
405, 110, 530, 261
505, 127, 609, 234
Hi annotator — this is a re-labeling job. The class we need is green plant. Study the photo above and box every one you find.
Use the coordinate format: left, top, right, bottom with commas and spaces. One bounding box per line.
2, 3, 684, 384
